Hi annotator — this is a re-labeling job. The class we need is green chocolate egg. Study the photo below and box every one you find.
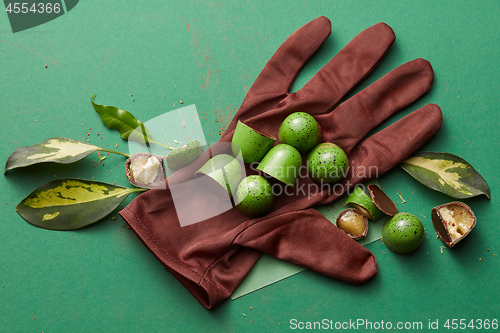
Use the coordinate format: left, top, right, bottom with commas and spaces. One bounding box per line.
278, 112, 320, 154
235, 175, 275, 218
231, 121, 276, 164
382, 213, 425, 254
196, 154, 242, 198
345, 186, 384, 221
257, 144, 302, 187
306, 143, 348, 184
166, 140, 203, 170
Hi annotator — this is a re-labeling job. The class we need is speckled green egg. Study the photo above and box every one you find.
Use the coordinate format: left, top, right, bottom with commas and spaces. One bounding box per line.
278, 112, 320, 154
231, 121, 276, 164
257, 144, 302, 186
306, 143, 348, 184
196, 154, 242, 198
382, 213, 425, 254
235, 175, 275, 218
166, 140, 203, 170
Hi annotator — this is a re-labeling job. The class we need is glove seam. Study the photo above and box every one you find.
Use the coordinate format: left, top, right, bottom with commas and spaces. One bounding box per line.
125, 206, 222, 297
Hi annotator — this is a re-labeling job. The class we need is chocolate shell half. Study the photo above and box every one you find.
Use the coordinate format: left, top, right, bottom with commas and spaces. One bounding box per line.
126, 153, 165, 189
431, 202, 476, 247
367, 184, 398, 217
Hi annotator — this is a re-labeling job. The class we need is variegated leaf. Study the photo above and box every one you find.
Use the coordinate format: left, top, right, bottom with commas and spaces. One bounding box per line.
16, 179, 145, 230
4, 137, 129, 173
5, 137, 96, 173
401, 152, 490, 199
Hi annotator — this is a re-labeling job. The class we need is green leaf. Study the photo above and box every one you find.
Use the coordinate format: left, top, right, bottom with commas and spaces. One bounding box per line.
4, 137, 129, 173
16, 179, 145, 230
91, 94, 154, 143
401, 152, 490, 199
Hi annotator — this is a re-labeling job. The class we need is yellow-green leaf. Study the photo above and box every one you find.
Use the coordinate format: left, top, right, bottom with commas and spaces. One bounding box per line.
401, 152, 490, 199
16, 179, 145, 230
4, 137, 129, 173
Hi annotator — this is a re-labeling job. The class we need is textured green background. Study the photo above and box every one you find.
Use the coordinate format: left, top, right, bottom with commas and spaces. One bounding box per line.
1, 1, 498, 332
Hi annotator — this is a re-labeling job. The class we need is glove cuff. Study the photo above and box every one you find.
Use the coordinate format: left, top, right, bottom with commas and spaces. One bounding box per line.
120, 205, 261, 309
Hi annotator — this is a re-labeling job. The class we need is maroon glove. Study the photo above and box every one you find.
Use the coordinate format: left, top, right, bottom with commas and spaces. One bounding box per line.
120, 17, 442, 309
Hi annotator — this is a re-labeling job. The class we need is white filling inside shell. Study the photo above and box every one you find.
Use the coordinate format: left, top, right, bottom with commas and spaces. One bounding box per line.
131, 155, 160, 184
439, 205, 474, 241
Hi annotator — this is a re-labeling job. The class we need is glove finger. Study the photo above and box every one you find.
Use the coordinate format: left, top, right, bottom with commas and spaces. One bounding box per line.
234, 57, 433, 147
234, 208, 378, 284
347, 103, 442, 180
225, 16, 332, 135
230, 22, 395, 138
310, 104, 442, 207
253, 16, 332, 96
318, 58, 434, 152
294, 22, 396, 114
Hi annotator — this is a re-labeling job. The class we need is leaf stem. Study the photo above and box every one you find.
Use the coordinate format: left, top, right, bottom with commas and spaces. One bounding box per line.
99, 149, 131, 158
163, 134, 176, 150
98, 139, 175, 157
130, 187, 148, 193
149, 138, 174, 150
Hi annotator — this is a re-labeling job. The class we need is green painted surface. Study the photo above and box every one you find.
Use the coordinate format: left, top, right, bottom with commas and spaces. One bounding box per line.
1, 1, 498, 332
